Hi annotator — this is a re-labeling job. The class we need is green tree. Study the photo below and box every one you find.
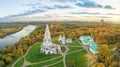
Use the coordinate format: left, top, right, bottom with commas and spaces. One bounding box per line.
98, 44, 109, 59
5, 56, 12, 64
0, 60, 5, 67
94, 63, 105, 67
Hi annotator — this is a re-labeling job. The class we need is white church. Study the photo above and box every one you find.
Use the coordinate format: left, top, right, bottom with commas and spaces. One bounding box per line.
58, 34, 66, 44
40, 24, 61, 54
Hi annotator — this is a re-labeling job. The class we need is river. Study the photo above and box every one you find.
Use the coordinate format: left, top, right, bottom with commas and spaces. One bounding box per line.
0, 25, 36, 50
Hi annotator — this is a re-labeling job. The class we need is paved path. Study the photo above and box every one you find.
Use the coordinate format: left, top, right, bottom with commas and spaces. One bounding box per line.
66, 45, 82, 47
12, 42, 64, 67
22, 58, 31, 67
28, 56, 62, 66
42, 60, 63, 67
12, 41, 88, 67
67, 49, 84, 55
61, 45, 69, 67
12, 42, 37, 67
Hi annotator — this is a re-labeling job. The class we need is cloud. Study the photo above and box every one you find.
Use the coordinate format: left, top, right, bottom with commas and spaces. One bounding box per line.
96, 16, 112, 18
24, 3, 41, 7
33, 16, 52, 18
42, 5, 71, 9
55, 5, 71, 9
75, 0, 102, 8
4, 9, 44, 18
75, 0, 113, 9
44, 6, 55, 9
106, 13, 120, 16
71, 12, 100, 15
104, 5, 113, 9
63, 16, 74, 18
52, 0, 66, 2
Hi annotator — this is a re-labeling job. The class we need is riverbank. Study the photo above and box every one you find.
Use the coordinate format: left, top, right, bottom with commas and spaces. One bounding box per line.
0, 25, 24, 38
0, 25, 36, 50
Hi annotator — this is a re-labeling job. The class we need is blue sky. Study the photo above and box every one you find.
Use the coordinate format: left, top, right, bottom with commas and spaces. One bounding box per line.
0, 0, 120, 23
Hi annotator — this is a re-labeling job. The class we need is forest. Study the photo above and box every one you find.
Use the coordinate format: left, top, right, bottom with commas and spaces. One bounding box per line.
0, 23, 28, 38
0, 22, 120, 67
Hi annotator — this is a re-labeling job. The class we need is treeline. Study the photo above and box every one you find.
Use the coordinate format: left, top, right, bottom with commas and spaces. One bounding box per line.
0, 23, 27, 38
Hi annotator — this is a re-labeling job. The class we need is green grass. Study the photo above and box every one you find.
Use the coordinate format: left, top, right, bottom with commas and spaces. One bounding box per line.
66, 50, 88, 67
61, 46, 66, 53
14, 41, 88, 67
26, 56, 63, 67
49, 61, 64, 67
65, 41, 88, 67
25, 42, 61, 63
14, 58, 24, 67
68, 41, 83, 53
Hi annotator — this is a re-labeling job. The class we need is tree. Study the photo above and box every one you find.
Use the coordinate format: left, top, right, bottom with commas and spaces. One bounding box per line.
94, 63, 105, 67
115, 42, 120, 50
17, 48, 24, 56
105, 53, 113, 66
95, 36, 101, 45
98, 44, 109, 59
0, 60, 5, 67
98, 44, 113, 66
110, 62, 120, 67
5, 56, 12, 64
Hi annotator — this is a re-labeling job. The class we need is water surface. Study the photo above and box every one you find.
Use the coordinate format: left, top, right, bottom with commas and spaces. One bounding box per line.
0, 25, 36, 50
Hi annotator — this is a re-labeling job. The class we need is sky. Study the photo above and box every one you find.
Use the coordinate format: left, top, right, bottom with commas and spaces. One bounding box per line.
0, 0, 120, 23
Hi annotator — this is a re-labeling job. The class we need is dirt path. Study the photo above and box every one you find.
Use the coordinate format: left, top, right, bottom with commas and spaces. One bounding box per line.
22, 58, 31, 67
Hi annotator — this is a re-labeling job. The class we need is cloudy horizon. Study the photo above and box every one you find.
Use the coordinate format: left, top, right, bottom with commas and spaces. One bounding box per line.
0, 0, 120, 23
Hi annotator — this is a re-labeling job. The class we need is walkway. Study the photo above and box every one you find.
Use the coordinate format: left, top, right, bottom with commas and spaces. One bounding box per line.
42, 60, 63, 67
12, 41, 87, 67
28, 56, 62, 66
12, 42, 36, 67
61, 45, 69, 67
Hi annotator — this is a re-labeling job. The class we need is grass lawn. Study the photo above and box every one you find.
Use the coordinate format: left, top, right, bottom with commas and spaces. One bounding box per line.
14, 58, 24, 67
49, 61, 64, 67
66, 50, 88, 67
14, 40, 88, 67
26, 56, 63, 67
68, 41, 83, 53
61, 46, 66, 53
25, 42, 61, 63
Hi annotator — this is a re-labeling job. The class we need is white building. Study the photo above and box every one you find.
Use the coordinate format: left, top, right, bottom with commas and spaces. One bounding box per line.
58, 34, 66, 44
66, 38, 72, 44
40, 24, 61, 54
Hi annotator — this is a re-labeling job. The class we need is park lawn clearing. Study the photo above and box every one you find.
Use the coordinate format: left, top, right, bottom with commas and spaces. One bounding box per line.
14, 58, 24, 67
68, 41, 83, 53
66, 50, 88, 67
25, 42, 61, 63
26, 56, 63, 67
49, 61, 64, 67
